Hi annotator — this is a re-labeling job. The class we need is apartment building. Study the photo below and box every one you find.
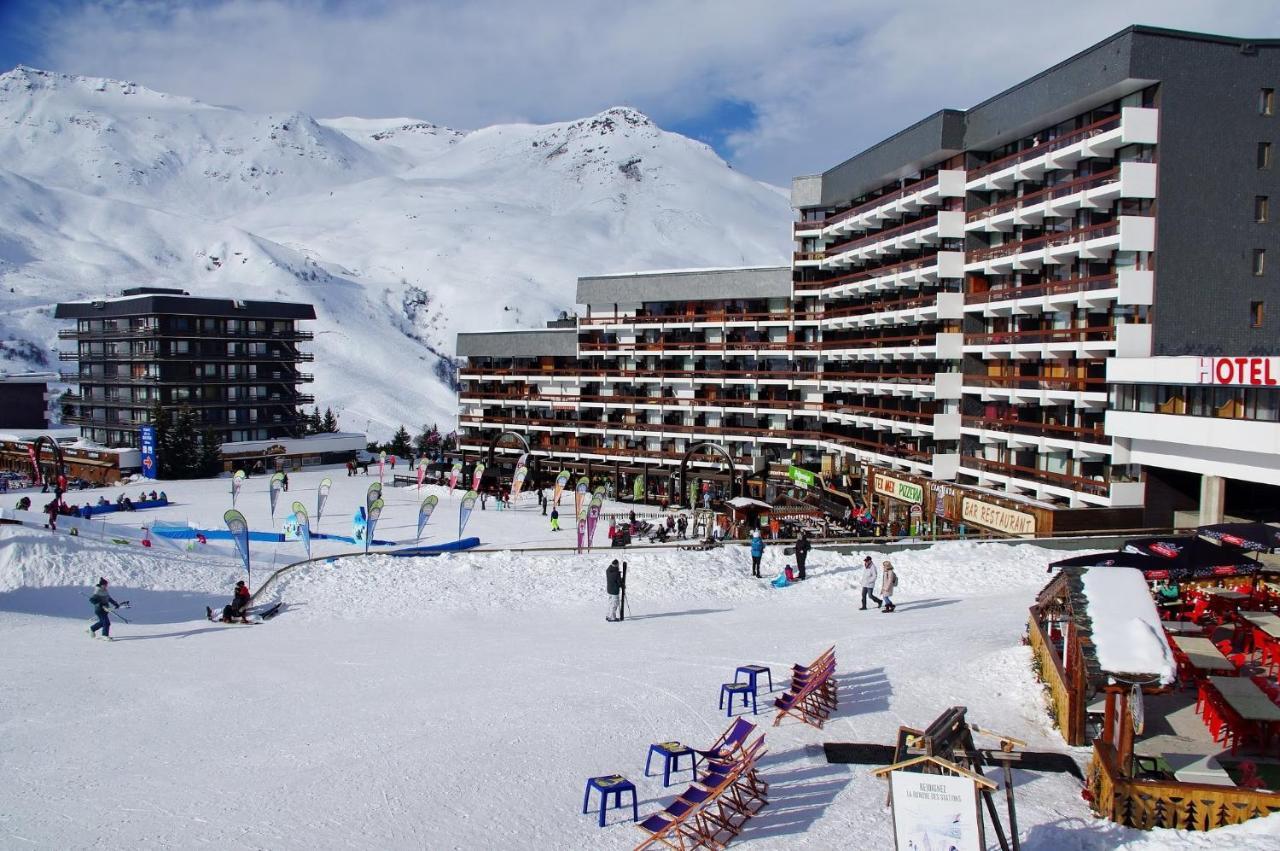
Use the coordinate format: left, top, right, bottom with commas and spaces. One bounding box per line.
57, 288, 316, 448
458, 26, 1280, 535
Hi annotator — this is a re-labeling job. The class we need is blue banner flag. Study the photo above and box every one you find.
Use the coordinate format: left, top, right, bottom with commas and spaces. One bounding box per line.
316, 477, 332, 528
139, 425, 158, 480
365, 498, 385, 554
417, 495, 439, 543
291, 501, 311, 560
223, 509, 251, 586
458, 489, 478, 539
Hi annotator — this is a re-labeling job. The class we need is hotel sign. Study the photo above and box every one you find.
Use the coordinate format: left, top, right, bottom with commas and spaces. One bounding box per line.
1197, 357, 1279, 386
874, 473, 924, 504
961, 497, 1036, 537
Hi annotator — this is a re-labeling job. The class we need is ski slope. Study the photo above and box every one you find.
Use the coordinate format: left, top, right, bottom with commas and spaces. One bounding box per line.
1, 468, 1278, 849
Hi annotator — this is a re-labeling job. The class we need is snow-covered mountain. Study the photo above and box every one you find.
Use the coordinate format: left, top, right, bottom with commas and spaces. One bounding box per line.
0, 66, 792, 436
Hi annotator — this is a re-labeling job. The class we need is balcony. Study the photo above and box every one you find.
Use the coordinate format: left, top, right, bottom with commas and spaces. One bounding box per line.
961, 415, 1110, 459
965, 163, 1156, 234
963, 323, 1151, 361
578, 338, 800, 357
961, 374, 1109, 408
956, 454, 1141, 507
57, 327, 314, 341
60, 349, 315, 363
962, 271, 1152, 317
794, 169, 966, 237
821, 331, 963, 363
578, 309, 819, 329
965, 217, 1154, 275
796, 252, 965, 298
820, 211, 965, 270
822, 292, 965, 330
965, 108, 1158, 193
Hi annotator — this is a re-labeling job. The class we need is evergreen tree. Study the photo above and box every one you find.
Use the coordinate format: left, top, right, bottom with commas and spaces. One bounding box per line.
389, 425, 413, 458
414, 423, 440, 455
442, 430, 458, 452
309, 407, 323, 435
321, 407, 339, 433
199, 427, 223, 477
167, 407, 203, 478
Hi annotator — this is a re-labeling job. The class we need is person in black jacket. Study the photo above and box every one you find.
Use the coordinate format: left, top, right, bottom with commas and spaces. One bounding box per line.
606, 559, 623, 622
794, 530, 812, 580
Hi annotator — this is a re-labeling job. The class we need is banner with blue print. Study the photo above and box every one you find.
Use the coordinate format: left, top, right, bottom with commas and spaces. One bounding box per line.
139, 425, 158, 479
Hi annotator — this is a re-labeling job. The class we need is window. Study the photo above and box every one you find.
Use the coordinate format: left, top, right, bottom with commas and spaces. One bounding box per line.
1259, 195, 1271, 223
1252, 301, 1265, 327
1254, 249, 1267, 276
1262, 88, 1276, 116
1260, 142, 1273, 169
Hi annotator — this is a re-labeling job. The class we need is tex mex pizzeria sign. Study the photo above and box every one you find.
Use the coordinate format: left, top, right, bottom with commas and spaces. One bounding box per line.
874, 473, 924, 504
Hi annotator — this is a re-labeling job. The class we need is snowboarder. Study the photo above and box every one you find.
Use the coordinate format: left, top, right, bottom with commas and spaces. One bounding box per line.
87, 577, 122, 639
606, 559, 623, 622
880, 561, 898, 613
209, 580, 252, 623
749, 529, 765, 578
859, 556, 882, 610
549, 507, 560, 531
794, 530, 811, 580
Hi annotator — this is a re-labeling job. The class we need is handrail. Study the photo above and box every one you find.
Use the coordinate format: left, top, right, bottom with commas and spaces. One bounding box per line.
968, 114, 1121, 180
961, 415, 1105, 441
961, 374, 1108, 391
578, 309, 821, 326
578, 339, 797, 352
963, 325, 1117, 346
464, 394, 935, 423
821, 293, 940, 320
799, 173, 942, 232
793, 255, 939, 291
823, 214, 939, 258
968, 220, 1122, 264
963, 273, 1118, 305
960, 455, 1110, 495
820, 331, 939, 350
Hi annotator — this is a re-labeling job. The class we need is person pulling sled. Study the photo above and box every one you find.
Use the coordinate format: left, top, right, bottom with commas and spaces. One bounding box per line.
208, 580, 252, 623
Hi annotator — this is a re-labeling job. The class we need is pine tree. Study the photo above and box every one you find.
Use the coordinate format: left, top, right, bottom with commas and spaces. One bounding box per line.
321, 407, 339, 433
309, 407, 323, 435
167, 407, 203, 478
414, 423, 440, 455
390, 425, 413, 458
199, 427, 222, 477
149, 401, 174, 477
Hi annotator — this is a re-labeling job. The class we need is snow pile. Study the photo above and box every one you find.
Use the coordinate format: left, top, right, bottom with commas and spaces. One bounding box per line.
0, 67, 792, 433
1080, 567, 1176, 684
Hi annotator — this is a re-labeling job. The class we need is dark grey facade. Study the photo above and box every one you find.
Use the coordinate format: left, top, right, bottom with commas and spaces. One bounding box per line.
0, 375, 53, 429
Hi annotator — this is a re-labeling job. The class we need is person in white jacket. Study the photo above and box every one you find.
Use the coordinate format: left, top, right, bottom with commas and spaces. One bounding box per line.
880, 561, 899, 613
859, 556, 882, 610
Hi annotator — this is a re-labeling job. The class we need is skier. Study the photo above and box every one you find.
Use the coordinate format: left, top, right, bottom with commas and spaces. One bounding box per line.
749, 529, 765, 578
880, 560, 898, 613
794, 530, 812, 581
549, 507, 560, 531
677, 514, 688, 539
87, 577, 122, 639
281, 473, 289, 493
606, 559, 623, 622
859, 556, 882, 610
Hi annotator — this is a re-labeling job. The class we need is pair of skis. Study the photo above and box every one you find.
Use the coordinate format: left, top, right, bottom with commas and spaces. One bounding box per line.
205, 602, 284, 625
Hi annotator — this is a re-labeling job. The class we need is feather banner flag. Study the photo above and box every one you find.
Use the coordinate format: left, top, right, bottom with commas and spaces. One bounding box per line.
458, 489, 479, 538
417, 495, 439, 543
316, 477, 332, 529
231, 469, 246, 508
553, 470, 569, 506
448, 460, 462, 495
223, 509, 251, 587
291, 501, 311, 560
365, 498, 385, 553
471, 462, 486, 492
269, 472, 285, 520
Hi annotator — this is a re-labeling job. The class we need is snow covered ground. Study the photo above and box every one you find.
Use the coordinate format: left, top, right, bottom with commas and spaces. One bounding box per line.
2, 468, 1279, 849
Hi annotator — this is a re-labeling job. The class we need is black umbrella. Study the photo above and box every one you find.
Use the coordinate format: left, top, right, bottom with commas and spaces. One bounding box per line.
1122, 535, 1257, 579
1197, 522, 1280, 553
1049, 551, 1157, 570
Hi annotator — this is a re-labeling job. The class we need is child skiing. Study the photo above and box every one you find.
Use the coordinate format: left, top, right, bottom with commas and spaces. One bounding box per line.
550, 507, 560, 531
87, 577, 123, 639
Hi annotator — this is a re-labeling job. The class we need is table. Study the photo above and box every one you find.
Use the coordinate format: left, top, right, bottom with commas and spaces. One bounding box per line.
1163, 752, 1235, 787
1241, 611, 1280, 640
1162, 621, 1205, 635
1172, 636, 1237, 675
1208, 676, 1280, 722
1208, 589, 1251, 603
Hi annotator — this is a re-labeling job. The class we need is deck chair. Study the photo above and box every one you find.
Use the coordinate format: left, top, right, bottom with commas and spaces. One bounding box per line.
693, 717, 756, 767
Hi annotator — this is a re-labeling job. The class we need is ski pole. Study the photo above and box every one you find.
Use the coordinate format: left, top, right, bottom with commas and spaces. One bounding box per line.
111, 609, 131, 624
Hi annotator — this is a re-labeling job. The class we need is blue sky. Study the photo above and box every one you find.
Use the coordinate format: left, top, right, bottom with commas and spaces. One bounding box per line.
2, 1, 1277, 185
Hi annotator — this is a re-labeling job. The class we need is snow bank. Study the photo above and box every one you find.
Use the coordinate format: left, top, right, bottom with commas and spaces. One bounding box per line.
1080, 567, 1176, 684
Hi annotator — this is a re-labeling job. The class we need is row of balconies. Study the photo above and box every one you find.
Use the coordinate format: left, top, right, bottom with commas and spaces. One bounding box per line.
964, 163, 1155, 234
578, 309, 821, 330
58, 328, 313, 341
794, 170, 966, 238
61, 349, 314, 363
818, 211, 965, 270
61, 371, 313, 385
964, 216, 1153, 275
65, 393, 314, 408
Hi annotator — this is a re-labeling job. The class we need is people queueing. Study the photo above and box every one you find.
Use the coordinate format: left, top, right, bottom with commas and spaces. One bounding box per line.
750, 529, 765, 578
605, 559, 624, 622
880, 560, 898, 613
859, 556, 882, 610
794, 530, 812, 581
87, 577, 122, 639
549, 507, 560, 531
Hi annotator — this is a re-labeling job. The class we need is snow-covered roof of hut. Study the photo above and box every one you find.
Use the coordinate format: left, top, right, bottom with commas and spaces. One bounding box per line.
1080, 567, 1176, 685
727, 497, 771, 509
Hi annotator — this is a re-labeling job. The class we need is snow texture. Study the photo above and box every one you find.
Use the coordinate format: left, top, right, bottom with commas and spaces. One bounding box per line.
0, 67, 792, 437
1080, 567, 1177, 685
1, 466, 1276, 849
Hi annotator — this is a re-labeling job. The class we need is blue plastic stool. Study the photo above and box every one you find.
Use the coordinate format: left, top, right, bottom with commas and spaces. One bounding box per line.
582, 775, 638, 827
719, 682, 756, 716
735, 664, 773, 697
645, 741, 695, 787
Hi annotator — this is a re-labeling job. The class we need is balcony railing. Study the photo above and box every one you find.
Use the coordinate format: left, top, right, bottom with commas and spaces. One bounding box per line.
794, 255, 942, 292
961, 455, 1111, 495
796, 173, 942, 233
823, 214, 939, 258
579, 309, 820, 326
960, 415, 1106, 443
967, 220, 1121, 265
578, 339, 799, 353
968, 114, 1122, 181
965, 168, 1120, 223
820, 331, 940, 351
57, 328, 314, 341
963, 326, 1117, 346
61, 350, 315, 363
961, 374, 1108, 393
963, 273, 1118, 305
822, 293, 940, 321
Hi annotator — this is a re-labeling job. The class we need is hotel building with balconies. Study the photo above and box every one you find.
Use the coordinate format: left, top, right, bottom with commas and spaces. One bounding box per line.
457, 26, 1280, 534
56, 288, 316, 448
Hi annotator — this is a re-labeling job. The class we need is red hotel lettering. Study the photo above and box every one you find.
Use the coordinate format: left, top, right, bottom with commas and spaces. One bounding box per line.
1203, 357, 1278, 386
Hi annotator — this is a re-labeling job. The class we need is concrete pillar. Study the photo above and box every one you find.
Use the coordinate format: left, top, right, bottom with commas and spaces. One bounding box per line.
1198, 475, 1226, 526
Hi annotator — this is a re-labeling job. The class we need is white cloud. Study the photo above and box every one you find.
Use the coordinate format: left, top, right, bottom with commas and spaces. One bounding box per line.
29, 0, 1280, 185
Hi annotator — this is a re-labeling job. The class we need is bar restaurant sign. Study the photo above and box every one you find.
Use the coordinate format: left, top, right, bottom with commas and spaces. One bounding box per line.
961, 497, 1036, 537
874, 473, 924, 504
889, 770, 980, 851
